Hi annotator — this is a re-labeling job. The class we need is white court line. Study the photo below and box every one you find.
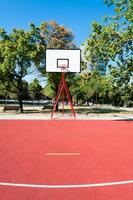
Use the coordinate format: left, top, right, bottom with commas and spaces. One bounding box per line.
45, 153, 80, 156
0, 180, 133, 188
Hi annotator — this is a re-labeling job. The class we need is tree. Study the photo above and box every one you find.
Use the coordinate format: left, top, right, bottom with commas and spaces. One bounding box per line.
0, 79, 29, 103
70, 70, 112, 105
83, 0, 133, 106
70, 74, 87, 105
42, 84, 54, 99
0, 27, 42, 112
0, 20, 76, 112
105, 0, 133, 106
29, 79, 42, 100
0, 81, 9, 100
33, 20, 76, 110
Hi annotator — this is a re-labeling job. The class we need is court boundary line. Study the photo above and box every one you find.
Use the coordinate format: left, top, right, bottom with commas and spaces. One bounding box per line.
0, 180, 133, 188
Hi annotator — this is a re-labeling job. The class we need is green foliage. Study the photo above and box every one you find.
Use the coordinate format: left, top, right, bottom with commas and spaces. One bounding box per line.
30, 20, 76, 74
83, 0, 133, 106
0, 81, 8, 98
29, 79, 42, 100
0, 26, 41, 112
0, 20, 76, 111
84, 0, 133, 66
70, 71, 112, 105
105, 0, 133, 23
42, 84, 54, 99
28, 21, 76, 96
35, 21, 77, 110
0, 79, 29, 100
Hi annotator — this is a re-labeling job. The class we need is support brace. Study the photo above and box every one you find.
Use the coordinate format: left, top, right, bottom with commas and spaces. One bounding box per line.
51, 72, 76, 119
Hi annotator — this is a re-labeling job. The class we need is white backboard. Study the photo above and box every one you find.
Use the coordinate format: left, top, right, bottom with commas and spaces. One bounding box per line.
46, 49, 81, 72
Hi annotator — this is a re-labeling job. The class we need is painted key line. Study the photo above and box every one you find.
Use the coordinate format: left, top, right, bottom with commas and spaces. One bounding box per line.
45, 152, 80, 156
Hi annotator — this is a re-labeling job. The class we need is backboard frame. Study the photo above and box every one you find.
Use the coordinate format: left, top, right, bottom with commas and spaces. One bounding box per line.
57, 58, 69, 69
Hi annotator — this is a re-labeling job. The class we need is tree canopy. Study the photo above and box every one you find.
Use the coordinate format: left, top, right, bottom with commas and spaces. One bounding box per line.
83, 0, 133, 106
0, 20, 76, 112
0, 1, 132, 110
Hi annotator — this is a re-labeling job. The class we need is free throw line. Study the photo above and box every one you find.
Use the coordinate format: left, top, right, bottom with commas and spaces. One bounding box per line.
0, 180, 133, 188
45, 153, 80, 156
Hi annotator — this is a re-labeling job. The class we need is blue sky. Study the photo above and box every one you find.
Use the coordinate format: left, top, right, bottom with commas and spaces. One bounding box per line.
0, 0, 114, 46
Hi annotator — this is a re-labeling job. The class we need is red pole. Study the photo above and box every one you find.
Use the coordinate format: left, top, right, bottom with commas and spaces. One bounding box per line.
51, 71, 76, 119
61, 72, 64, 116
64, 79, 76, 119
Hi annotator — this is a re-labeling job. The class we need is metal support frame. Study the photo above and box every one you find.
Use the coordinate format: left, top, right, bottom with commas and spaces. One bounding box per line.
51, 72, 76, 119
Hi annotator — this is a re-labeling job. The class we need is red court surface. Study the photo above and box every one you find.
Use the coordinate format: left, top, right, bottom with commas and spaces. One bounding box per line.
0, 120, 133, 200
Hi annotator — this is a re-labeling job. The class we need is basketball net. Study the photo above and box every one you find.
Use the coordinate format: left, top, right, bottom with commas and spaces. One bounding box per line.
51, 66, 76, 119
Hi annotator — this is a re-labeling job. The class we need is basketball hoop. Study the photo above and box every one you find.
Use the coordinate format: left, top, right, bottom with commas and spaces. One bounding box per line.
60, 66, 69, 73
46, 49, 81, 119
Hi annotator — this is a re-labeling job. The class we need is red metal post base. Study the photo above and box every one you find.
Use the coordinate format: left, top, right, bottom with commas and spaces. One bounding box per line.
51, 72, 76, 119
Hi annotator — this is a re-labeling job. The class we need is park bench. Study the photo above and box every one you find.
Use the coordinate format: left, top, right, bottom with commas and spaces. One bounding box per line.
3, 105, 20, 113
43, 104, 53, 110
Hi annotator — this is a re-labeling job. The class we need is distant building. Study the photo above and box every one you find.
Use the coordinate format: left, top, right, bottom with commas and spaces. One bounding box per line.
97, 60, 107, 75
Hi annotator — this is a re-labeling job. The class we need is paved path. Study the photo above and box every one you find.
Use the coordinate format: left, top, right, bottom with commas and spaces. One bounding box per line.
0, 113, 132, 120
0, 105, 133, 120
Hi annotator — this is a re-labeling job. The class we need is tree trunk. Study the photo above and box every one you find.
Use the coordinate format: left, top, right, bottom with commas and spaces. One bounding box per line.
18, 77, 23, 113
19, 96, 23, 113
